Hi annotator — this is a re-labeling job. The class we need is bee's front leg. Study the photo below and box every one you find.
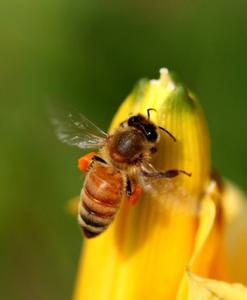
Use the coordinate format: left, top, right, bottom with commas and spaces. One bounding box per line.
141, 169, 191, 178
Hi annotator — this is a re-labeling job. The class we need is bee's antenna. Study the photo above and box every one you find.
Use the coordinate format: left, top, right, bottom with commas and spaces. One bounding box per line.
147, 108, 157, 120
158, 126, 176, 142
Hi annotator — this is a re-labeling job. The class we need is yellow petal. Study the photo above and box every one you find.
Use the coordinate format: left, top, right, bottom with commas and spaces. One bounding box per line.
176, 179, 227, 300
73, 68, 214, 300
222, 181, 247, 285
186, 271, 247, 300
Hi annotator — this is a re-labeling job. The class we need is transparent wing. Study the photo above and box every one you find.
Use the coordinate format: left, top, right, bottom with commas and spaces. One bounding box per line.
51, 111, 108, 149
138, 161, 198, 216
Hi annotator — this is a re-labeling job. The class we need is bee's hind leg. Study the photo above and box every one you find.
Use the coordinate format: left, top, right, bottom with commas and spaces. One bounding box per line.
78, 152, 108, 172
78, 152, 97, 172
126, 177, 142, 205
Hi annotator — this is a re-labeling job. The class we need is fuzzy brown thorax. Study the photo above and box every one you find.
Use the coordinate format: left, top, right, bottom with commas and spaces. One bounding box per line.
105, 127, 155, 168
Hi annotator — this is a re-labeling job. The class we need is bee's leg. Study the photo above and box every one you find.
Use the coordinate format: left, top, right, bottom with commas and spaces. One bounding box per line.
141, 169, 191, 178
126, 177, 142, 205
92, 156, 107, 164
78, 152, 97, 172
129, 184, 142, 205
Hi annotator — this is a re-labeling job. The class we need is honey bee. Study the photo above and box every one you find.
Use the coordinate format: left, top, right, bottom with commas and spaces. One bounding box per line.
53, 108, 191, 238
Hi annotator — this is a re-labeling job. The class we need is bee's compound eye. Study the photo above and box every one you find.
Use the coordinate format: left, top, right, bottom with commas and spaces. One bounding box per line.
128, 116, 141, 126
143, 124, 158, 141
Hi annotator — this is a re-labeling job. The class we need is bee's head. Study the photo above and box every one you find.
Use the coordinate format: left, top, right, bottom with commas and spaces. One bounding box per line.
127, 114, 158, 142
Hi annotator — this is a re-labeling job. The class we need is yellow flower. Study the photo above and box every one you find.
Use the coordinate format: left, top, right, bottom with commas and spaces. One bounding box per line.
72, 68, 247, 300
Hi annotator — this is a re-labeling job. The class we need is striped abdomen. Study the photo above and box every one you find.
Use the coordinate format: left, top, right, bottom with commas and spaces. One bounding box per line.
78, 162, 125, 238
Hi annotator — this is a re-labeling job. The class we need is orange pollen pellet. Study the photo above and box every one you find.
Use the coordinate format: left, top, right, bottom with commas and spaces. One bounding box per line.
78, 152, 97, 172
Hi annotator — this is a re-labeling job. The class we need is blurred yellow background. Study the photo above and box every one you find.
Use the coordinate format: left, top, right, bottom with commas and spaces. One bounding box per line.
0, 1, 246, 299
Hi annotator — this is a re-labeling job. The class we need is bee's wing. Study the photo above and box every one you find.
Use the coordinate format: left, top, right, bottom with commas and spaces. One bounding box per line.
51, 111, 108, 149
139, 161, 198, 215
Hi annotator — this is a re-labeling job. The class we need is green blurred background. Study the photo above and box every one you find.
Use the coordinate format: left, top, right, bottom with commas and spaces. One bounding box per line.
0, 0, 246, 299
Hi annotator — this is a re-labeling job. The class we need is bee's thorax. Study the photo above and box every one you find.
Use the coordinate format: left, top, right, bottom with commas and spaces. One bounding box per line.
107, 129, 147, 164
